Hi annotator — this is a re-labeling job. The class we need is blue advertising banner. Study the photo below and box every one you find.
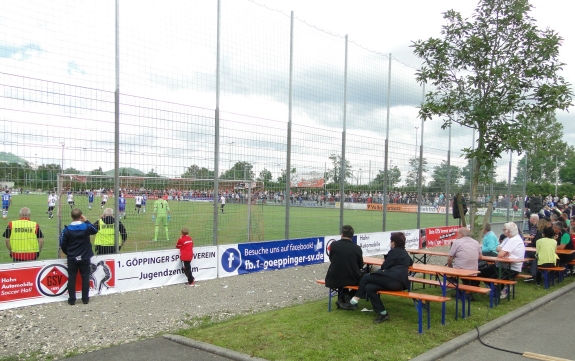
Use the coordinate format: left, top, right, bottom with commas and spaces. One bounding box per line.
218, 238, 325, 276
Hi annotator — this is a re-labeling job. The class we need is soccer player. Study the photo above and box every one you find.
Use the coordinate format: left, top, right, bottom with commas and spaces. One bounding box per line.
101, 192, 108, 210
47, 192, 57, 219
141, 193, 147, 213
2, 190, 11, 219
118, 193, 126, 219
220, 194, 226, 214
87, 189, 94, 210
134, 194, 142, 214
67, 192, 75, 209
152, 195, 170, 242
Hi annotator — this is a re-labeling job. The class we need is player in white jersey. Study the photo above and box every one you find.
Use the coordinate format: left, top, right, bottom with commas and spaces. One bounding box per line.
47, 192, 57, 219
67, 192, 75, 208
101, 193, 109, 209
134, 195, 143, 214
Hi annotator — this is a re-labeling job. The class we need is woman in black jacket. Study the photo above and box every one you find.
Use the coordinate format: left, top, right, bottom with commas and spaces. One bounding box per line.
341, 232, 413, 323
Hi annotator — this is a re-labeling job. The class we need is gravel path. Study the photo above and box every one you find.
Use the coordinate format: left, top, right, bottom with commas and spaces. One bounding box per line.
0, 263, 332, 360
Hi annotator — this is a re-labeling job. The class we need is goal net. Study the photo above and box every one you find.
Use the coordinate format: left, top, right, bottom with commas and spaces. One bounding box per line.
56, 174, 265, 252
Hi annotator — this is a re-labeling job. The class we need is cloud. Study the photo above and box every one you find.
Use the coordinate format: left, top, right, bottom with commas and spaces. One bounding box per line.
0, 42, 42, 60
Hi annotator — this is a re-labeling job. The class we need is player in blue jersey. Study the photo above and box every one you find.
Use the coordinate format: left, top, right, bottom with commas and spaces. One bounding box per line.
2, 190, 12, 219
141, 193, 147, 213
118, 193, 126, 219
87, 190, 94, 210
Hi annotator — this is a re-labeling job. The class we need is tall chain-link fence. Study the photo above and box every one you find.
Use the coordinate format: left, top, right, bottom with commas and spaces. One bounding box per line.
0, 0, 526, 263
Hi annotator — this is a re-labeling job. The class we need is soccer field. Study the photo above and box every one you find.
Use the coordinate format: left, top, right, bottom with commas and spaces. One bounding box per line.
1, 194, 508, 264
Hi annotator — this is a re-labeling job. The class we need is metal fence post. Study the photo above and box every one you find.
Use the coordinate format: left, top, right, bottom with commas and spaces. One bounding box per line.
339, 35, 348, 231
213, 0, 221, 246
382, 53, 392, 232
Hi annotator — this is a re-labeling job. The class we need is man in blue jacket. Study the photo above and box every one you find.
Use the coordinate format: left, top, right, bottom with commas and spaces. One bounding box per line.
60, 208, 98, 305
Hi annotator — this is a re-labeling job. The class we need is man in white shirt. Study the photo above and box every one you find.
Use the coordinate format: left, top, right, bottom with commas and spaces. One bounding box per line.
479, 222, 525, 298
101, 193, 108, 210
134, 195, 143, 214
220, 194, 226, 213
47, 192, 57, 219
67, 192, 74, 209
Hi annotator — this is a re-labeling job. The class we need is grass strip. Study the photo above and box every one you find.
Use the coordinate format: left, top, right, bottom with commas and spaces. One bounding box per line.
177, 276, 575, 361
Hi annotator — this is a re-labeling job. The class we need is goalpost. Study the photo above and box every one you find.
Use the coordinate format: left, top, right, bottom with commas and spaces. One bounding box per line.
57, 174, 265, 250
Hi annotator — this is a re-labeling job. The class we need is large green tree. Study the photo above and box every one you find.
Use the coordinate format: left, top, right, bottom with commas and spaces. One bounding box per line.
559, 157, 575, 185
183, 164, 213, 179
405, 157, 428, 189
326, 154, 352, 184
257, 168, 273, 184
413, 0, 573, 231
221, 161, 254, 181
429, 161, 462, 193
373, 166, 401, 189
512, 112, 574, 183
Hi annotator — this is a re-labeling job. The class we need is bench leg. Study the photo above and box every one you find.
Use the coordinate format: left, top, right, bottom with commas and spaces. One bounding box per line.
541, 270, 550, 289
328, 288, 337, 312
426, 301, 431, 330
415, 299, 423, 334
485, 282, 495, 308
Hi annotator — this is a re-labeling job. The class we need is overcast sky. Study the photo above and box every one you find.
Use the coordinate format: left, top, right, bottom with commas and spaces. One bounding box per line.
260, 0, 575, 141
0, 0, 573, 184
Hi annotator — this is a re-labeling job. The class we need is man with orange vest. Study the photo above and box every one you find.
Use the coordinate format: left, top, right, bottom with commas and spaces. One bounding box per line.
3, 207, 44, 262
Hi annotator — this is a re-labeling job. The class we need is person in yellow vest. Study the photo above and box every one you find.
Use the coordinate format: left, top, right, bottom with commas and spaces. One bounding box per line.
93, 208, 127, 255
3, 207, 44, 262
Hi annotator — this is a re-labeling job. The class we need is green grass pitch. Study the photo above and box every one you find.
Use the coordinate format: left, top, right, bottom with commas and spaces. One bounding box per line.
1, 194, 504, 264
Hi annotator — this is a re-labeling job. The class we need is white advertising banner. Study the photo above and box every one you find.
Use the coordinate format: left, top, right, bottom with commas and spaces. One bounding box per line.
356, 232, 390, 256
404, 229, 421, 250
323, 235, 341, 262
114, 247, 218, 292
0, 246, 218, 311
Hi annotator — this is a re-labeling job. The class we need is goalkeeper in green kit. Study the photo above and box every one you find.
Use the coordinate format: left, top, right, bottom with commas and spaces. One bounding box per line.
152, 195, 171, 242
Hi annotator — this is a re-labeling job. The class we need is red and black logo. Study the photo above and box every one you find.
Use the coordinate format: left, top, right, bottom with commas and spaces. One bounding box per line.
36, 264, 68, 297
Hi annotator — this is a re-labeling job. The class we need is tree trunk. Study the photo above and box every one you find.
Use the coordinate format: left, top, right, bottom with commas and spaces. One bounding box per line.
470, 156, 482, 239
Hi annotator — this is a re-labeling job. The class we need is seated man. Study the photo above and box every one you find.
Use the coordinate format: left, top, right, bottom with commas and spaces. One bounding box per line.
448, 227, 481, 297
481, 223, 498, 257
324, 225, 363, 308
449, 227, 481, 270
479, 222, 525, 299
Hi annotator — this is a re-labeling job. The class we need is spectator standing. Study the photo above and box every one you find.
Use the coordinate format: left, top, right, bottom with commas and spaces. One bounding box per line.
324, 225, 363, 308
93, 208, 128, 255
4, 207, 44, 261
60, 209, 98, 305
176, 227, 195, 286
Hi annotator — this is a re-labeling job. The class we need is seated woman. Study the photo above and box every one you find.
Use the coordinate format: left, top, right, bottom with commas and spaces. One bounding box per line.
534, 227, 559, 285
528, 219, 549, 279
340, 232, 413, 323
481, 223, 499, 257
552, 221, 575, 266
